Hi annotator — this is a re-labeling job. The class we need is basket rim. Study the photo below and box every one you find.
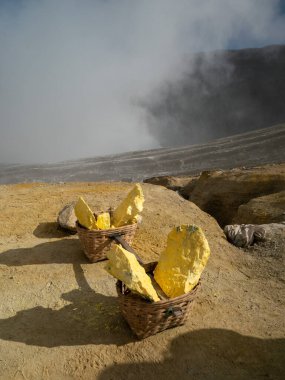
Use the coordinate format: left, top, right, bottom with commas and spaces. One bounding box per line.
76, 220, 137, 233
116, 280, 200, 307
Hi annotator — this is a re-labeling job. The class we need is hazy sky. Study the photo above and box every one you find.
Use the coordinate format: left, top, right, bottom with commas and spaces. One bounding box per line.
0, 0, 285, 164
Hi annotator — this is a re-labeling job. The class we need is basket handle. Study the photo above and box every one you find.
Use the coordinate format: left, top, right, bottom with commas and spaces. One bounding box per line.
110, 234, 144, 265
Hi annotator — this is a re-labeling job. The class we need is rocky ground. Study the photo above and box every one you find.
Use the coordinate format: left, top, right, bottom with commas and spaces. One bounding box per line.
0, 124, 284, 184
0, 181, 284, 379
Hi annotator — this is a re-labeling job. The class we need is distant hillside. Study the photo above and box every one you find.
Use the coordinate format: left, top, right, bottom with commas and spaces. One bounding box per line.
0, 124, 284, 184
144, 45, 285, 146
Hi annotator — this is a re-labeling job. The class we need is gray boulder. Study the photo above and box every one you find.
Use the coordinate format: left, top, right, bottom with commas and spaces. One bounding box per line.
224, 222, 285, 247
57, 204, 77, 232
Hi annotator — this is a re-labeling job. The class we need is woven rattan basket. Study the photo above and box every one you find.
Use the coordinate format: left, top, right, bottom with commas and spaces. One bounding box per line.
76, 221, 137, 263
116, 262, 200, 339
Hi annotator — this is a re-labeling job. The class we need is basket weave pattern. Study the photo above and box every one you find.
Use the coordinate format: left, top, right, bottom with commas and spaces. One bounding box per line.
76, 222, 137, 262
116, 264, 200, 339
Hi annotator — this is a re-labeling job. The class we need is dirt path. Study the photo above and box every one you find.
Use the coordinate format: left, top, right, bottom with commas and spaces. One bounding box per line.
0, 182, 284, 379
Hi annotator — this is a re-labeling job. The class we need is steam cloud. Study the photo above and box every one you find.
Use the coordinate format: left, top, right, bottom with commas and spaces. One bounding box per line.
144, 45, 285, 146
0, 0, 284, 164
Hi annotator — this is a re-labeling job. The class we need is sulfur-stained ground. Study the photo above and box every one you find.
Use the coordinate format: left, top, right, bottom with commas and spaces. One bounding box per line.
0, 182, 284, 379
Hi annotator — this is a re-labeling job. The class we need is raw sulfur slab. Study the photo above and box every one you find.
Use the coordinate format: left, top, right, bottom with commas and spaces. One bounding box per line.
74, 197, 98, 230
105, 244, 159, 302
112, 184, 144, 227
97, 212, 111, 230
154, 225, 210, 298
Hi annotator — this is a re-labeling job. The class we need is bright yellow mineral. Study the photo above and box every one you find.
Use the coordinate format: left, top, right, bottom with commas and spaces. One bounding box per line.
105, 244, 159, 302
112, 184, 144, 227
74, 197, 98, 230
96, 212, 111, 230
154, 225, 210, 298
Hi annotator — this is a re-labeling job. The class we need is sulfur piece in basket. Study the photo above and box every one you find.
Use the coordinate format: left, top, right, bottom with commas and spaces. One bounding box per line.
105, 244, 159, 302
154, 225, 210, 298
74, 197, 98, 230
112, 184, 144, 227
97, 212, 111, 230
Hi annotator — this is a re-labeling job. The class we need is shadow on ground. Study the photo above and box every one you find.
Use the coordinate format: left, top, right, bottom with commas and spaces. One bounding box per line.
33, 222, 76, 238
0, 238, 87, 265
98, 328, 285, 380
0, 263, 132, 346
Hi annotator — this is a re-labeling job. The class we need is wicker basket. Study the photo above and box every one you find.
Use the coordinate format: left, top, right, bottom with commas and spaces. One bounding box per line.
76, 221, 137, 263
116, 262, 200, 339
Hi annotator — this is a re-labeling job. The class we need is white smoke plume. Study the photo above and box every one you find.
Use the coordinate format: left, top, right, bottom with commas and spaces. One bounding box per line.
0, 0, 284, 163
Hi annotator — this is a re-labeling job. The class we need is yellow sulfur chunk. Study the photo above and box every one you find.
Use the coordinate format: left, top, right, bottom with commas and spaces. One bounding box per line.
105, 245, 159, 302
97, 212, 111, 230
74, 197, 98, 230
112, 184, 144, 227
154, 225, 210, 298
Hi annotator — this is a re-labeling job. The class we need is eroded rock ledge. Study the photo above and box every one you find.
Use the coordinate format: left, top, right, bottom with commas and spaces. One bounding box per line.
144, 163, 285, 226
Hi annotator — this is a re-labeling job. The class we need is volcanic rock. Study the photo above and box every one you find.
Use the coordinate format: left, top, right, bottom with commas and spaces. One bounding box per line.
234, 191, 285, 224
57, 203, 77, 232
144, 175, 198, 199
190, 164, 285, 226
224, 224, 266, 247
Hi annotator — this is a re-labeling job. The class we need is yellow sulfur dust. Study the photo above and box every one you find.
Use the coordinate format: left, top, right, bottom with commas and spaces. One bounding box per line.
105, 245, 159, 302
154, 225, 210, 298
74, 197, 98, 230
97, 212, 111, 230
112, 184, 144, 227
